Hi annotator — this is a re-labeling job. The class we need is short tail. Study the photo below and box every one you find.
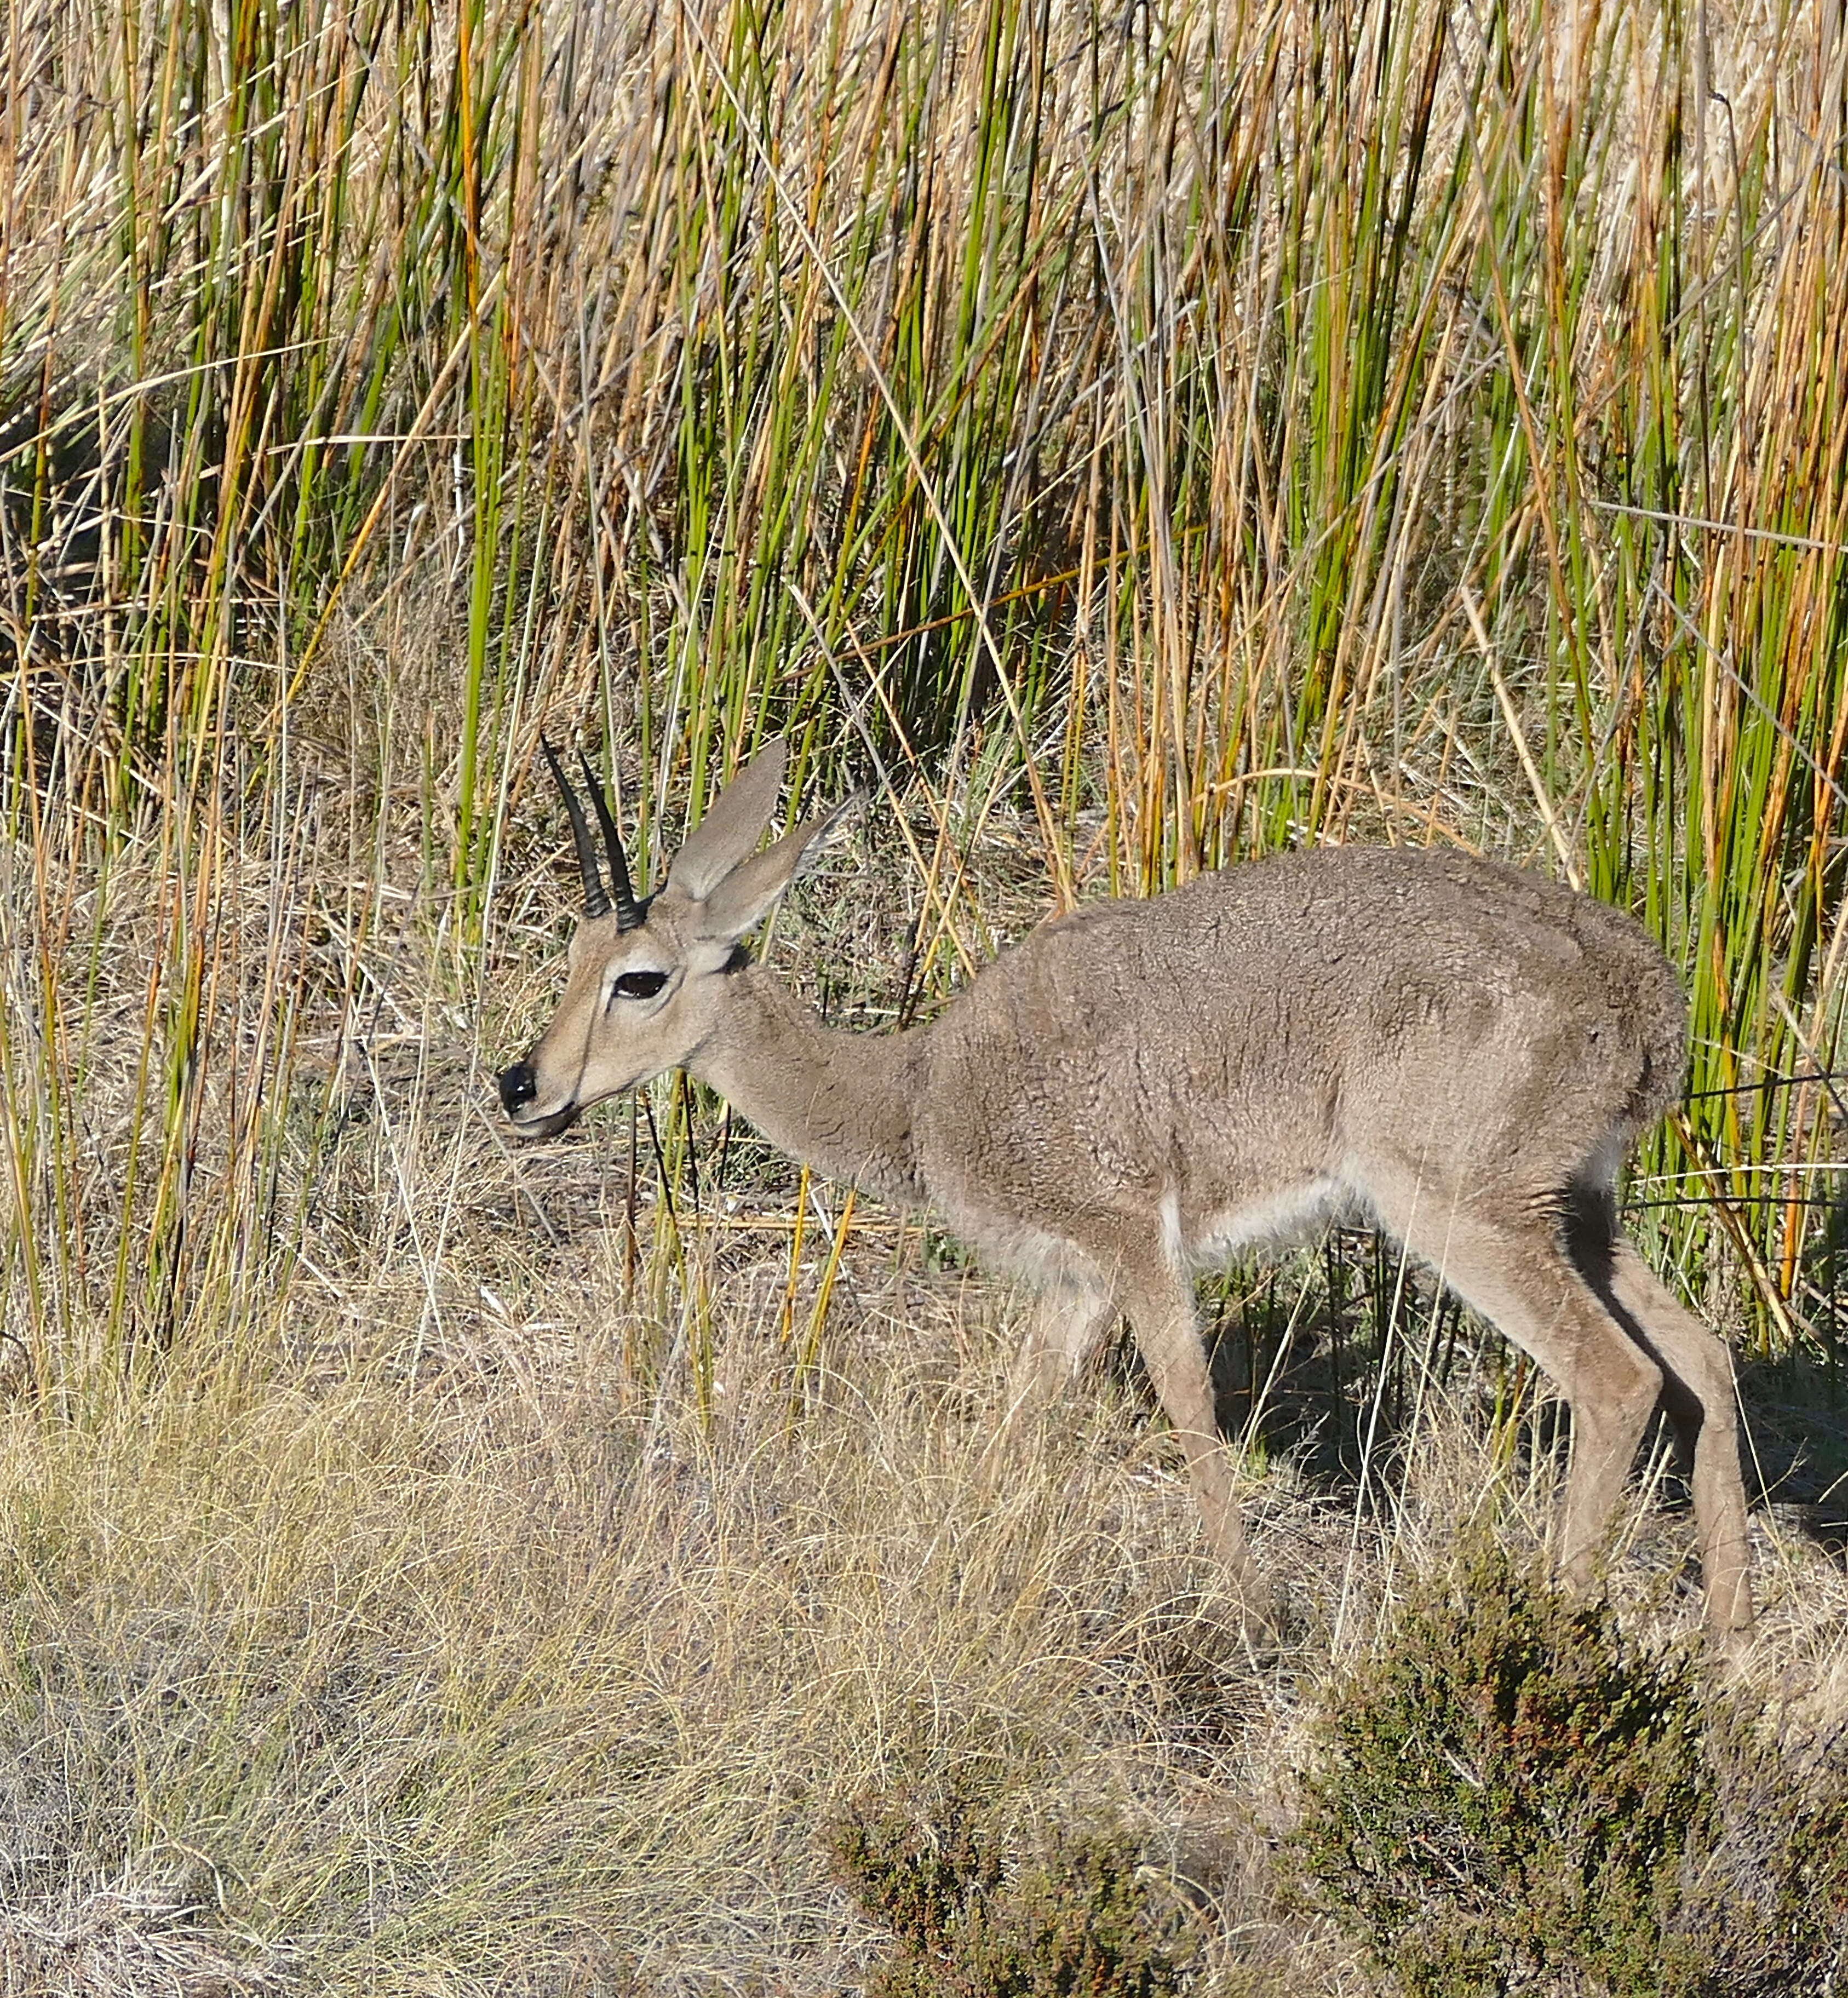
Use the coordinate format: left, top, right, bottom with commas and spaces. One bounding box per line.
1615, 934, 1688, 1138
1567, 892, 1688, 1139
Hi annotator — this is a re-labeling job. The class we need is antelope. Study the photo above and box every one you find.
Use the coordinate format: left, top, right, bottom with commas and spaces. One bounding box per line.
497, 738, 1754, 1640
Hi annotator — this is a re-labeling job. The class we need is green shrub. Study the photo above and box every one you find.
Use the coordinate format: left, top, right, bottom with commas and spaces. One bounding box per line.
825, 1783, 1197, 1997
1288, 1540, 1848, 1996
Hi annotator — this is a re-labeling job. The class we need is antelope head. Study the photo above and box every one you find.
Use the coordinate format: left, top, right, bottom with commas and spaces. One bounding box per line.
496, 737, 842, 1136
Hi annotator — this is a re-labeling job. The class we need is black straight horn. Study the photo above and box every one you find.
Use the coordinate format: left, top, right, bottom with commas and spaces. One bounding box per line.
540, 737, 611, 918
576, 747, 646, 931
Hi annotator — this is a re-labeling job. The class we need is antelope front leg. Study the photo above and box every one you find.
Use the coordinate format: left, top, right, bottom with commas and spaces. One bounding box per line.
980, 1282, 1121, 1496
1120, 1256, 1273, 1633
997, 1282, 1121, 1432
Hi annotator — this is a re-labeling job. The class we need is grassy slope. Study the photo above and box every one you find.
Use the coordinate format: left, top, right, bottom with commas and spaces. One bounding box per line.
4, 0, 1848, 1986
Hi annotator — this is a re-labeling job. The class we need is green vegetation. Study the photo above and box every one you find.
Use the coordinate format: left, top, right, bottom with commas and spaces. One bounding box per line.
827, 1785, 1197, 1996
1290, 1537, 1848, 1995
3, 0, 1848, 1986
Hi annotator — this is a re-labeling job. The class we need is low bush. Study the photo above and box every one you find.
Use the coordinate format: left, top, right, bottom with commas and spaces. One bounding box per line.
1289, 1538, 1848, 1996
826, 1783, 1198, 1997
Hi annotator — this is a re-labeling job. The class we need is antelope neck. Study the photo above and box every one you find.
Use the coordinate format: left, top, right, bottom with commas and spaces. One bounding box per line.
690, 966, 923, 1207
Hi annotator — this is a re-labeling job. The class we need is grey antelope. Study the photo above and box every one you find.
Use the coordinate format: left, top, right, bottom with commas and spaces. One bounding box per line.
497, 738, 1754, 1639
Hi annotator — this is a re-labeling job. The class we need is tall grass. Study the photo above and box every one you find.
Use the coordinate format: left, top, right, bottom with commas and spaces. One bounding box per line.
3, 0, 1848, 1984
7, 0, 1846, 1361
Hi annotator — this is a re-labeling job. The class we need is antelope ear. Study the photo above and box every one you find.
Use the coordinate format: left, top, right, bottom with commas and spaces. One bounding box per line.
665, 740, 789, 902
690, 795, 860, 943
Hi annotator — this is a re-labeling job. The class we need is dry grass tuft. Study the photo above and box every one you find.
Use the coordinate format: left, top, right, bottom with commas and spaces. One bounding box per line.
1, 1879, 282, 1997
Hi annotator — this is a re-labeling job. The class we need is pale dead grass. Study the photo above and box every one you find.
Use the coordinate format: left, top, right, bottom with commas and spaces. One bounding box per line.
7, 1052, 1848, 1991
0, 1880, 282, 1998
0, 1249, 1289, 1991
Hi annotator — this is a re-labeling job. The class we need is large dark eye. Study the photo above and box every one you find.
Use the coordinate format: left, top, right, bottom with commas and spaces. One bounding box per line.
611, 969, 668, 1002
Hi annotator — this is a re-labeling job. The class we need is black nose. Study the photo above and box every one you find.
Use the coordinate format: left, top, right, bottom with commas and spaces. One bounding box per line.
497, 1063, 537, 1115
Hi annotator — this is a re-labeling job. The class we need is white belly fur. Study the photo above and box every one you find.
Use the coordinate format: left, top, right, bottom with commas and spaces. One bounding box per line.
1161, 1176, 1348, 1272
